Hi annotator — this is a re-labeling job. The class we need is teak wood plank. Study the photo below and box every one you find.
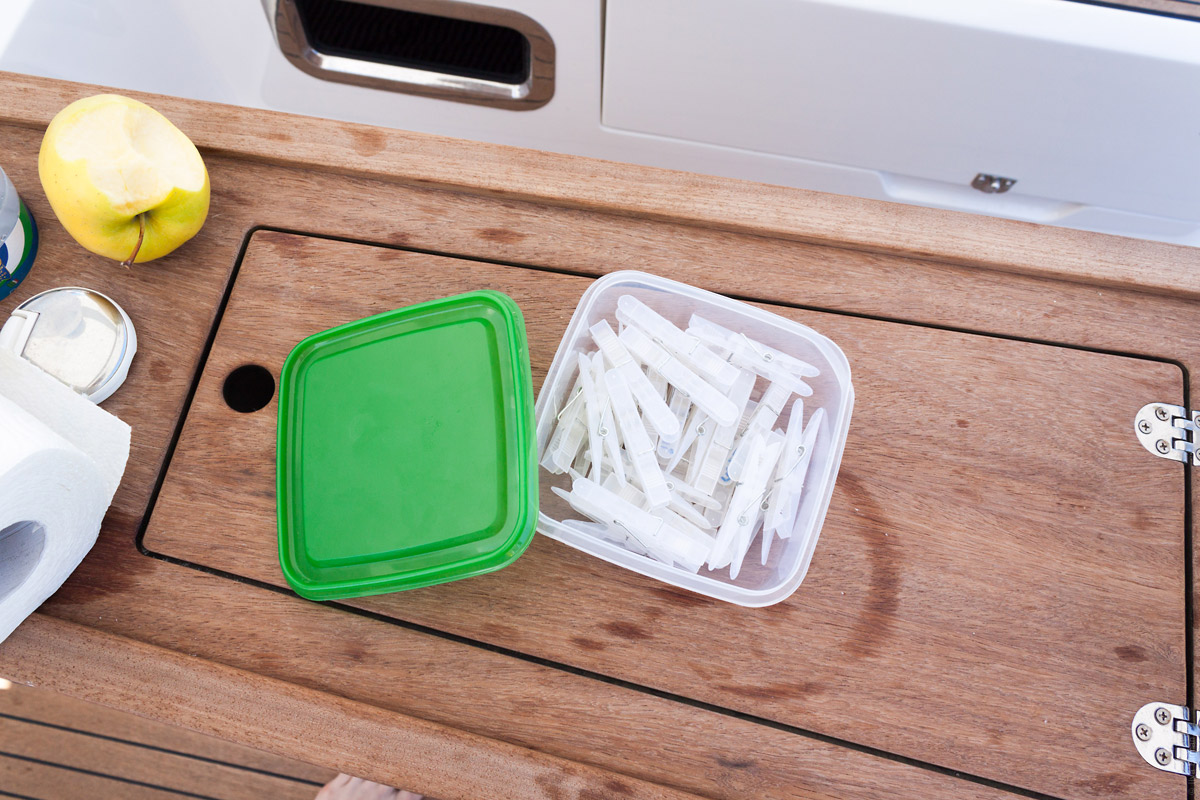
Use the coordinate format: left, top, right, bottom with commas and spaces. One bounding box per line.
0, 615, 716, 800
0, 109, 1035, 800
0, 717, 319, 800
15, 574, 1021, 800
144, 232, 1186, 800
0, 754, 187, 800
0, 683, 335, 785
2, 70, 1198, 300
0, 72, 1195, 800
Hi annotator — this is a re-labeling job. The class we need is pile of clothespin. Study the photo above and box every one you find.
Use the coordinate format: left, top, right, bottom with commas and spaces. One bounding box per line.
542, 294, 824, 580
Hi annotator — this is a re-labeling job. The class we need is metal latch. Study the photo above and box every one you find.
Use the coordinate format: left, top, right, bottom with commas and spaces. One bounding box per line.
971, 173, 1017, 194
1133, 702, 1200, 775
1135, 403, 1199, 465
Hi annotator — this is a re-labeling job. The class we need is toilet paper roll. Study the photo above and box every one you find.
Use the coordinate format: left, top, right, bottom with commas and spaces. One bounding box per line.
0, 349, 130, 644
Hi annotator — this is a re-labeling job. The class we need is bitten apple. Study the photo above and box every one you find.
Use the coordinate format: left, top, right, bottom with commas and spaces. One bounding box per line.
39, 94, 209, 266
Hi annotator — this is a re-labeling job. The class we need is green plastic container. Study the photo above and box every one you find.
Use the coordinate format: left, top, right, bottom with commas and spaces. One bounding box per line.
276, 290, 538, 600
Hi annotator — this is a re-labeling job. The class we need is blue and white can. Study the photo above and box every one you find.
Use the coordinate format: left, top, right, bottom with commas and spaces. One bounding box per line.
0, 168, 38, 302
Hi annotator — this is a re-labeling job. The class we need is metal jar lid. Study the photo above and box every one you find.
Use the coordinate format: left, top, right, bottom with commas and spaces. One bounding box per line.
0, 286, 137, 403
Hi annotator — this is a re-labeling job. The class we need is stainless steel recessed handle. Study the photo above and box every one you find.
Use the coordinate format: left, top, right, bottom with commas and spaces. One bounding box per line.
271, 0, 554, 110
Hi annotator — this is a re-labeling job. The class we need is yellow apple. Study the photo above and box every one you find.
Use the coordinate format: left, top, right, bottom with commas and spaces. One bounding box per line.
39, 94, 209, 265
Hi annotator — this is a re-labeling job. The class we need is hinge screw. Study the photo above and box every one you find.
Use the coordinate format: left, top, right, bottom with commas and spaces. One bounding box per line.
1139, 420, 1153, 434
1157, 439, 1172, 454
1155, 707, 1173, 725
1156, 407, 1171, 421
1136, 723, 1153, 740
1156, 748, 1172, 766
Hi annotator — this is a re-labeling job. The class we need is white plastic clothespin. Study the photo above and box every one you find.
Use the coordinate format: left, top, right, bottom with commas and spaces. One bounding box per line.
708, 430, 766, 570
688, 314, 820, 392
667, 387, 692, 424
731, 444, 783, 578
572, 448, 591, 475
766, 405, 824, 540
559, 477, 709, 571
739, 399, 759, 432
709, 431, 782, 576
725, 381, 795, 483
648, 370, 669, 400
657, 388, 693, 459
554, 486, 630, 547
763, 398, 805, 537
746, 382, 795, 438
726, 428, 783, 487
683, 415, 712, 485
590, 320, 681, 440
576, 352, 604, 479
615, 295, 739, 389
657, 509, 715, 572
667, 493, 714, 531
559, 518, 618, 543
604, 366, 672, 508
666, 406, 706, 474
544, 296, 834, 583
591, 355, 627, 486
544, 375, 586, 473
602, 470, 647, 508
667, 474, 720, 510
693, 369, 756, 495
617, 324, 738, 428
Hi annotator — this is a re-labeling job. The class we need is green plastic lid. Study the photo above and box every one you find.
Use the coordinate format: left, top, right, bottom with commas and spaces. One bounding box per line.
276, 290, 538, 601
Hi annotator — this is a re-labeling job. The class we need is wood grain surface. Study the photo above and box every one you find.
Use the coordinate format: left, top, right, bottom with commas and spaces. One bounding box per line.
0, 113, 1037, 800
28, 538, 1029, 800
0, 754, 187, 800
0, 71, 1197, 300
0, 71, 1195, 800
0, 682, 336, 786
144, 231, 1187, 800
1, 718, 323, 800
1, 616, 704, 800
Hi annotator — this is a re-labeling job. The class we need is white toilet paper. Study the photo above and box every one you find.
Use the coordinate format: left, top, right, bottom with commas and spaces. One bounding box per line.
0, 349, 130, 644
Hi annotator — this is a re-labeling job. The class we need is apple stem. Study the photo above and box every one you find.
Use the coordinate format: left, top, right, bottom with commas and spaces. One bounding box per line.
120, 213, 146, 268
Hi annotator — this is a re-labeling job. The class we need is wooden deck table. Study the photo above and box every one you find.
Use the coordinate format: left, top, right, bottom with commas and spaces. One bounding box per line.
1, 71, 1198, 800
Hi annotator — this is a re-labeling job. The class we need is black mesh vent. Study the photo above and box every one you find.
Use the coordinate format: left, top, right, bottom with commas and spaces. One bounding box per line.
293, 0, 530, 85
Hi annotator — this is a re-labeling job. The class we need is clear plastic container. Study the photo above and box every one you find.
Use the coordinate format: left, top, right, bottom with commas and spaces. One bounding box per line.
534, 271, 854, 607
